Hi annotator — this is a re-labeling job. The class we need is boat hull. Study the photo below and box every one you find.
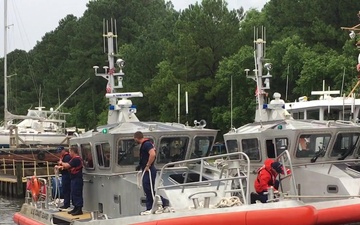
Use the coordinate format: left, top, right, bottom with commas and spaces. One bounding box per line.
132, 205, 317, 225
13, 212, 45, 225
311, 198, 360, 225
13, 203, 318, 225
0, 133, 68, 146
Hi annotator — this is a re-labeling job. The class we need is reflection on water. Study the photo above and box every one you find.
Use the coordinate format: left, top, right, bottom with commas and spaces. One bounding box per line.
0, 195, 23, 225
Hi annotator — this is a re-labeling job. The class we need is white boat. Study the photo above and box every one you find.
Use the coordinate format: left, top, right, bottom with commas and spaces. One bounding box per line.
284, 80, 360, 122
0, 107, 71, 148
0, 0, 87, 150
222, 27, 360, 223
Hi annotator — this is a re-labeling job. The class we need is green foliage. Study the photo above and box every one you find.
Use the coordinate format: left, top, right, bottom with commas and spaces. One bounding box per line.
1, 0, 360, 138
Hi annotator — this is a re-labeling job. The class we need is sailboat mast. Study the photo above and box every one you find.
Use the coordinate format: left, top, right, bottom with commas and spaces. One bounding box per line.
3, 0, 8, 127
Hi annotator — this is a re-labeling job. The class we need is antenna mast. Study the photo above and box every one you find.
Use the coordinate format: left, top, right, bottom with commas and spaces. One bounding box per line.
93, 18, 143, 125
3, 0, 8, 127
245, 27, 272, 123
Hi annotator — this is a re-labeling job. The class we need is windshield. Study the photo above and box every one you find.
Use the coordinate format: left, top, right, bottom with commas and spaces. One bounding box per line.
157, 136, 189, 163
296, 134, 331, 158
331, 133, 360, 158
241, 138, 260, 160
117, 138, 154, 166
190, 136, 214, 158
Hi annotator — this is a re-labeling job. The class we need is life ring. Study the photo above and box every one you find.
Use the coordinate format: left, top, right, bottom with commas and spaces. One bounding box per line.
30, 176, 40, 201
37, 151, 45, 161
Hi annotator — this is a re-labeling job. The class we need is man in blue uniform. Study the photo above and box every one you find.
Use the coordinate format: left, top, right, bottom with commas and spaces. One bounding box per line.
56, 146, 83, 216
134, 131, 169, 214
57, 146, 72, 209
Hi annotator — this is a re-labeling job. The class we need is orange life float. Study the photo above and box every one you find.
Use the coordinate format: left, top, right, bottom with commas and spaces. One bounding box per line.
316, 203, 360, 225
13, 213, 44, 225
132, 205, 317, 225
30, 176, 40, 201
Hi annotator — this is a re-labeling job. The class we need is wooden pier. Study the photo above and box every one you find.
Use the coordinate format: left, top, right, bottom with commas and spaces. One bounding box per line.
0, 159, 57, 198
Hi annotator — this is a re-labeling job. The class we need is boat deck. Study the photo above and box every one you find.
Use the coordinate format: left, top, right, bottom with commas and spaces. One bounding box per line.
53, 210, 92, 223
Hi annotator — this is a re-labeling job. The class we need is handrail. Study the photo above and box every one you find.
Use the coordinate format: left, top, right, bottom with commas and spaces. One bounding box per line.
293, 158, 360, 167
276, 150, 297, 198
0, 159, 54, 180
283, 194, 360, 199
156, 151, 251, 204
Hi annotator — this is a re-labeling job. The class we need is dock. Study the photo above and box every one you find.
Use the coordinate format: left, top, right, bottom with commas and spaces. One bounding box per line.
0, 159, 57, 198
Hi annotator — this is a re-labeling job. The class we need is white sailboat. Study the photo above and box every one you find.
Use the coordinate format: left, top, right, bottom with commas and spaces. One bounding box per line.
0, 0, 71, 148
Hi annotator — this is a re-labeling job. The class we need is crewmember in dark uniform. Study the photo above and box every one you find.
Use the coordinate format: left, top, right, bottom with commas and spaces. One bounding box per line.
56, 146, 83, 216
134, 131, 169, 214
57, 146, 72, 209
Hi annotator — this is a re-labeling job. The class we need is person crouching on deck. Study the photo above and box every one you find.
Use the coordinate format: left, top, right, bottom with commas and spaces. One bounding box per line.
56, 146, 84, 215
254, 159, 285, 203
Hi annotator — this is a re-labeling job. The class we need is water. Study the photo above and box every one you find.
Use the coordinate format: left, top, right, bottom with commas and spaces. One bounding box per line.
0, 195, 23, 225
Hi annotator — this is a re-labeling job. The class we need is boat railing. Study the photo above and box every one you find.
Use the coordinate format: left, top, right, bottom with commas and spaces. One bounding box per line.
25, 177, 51, 209
293, 158, 360, 175
275, 150, 298, 197
155, 151, 251, 206
0, 158, 54, 179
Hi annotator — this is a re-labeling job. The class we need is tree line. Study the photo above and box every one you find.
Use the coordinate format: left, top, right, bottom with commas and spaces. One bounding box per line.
1, 0, 360, 138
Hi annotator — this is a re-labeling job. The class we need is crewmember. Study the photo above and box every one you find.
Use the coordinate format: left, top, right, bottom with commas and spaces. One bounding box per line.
57, 146, 72, 210
134, 131, 169, 215
56, 146, 83, 216
253, 159, 284, 203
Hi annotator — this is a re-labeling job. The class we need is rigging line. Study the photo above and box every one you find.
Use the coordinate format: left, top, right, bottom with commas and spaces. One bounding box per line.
10, 0, 39, 103
11, 0, 32, 50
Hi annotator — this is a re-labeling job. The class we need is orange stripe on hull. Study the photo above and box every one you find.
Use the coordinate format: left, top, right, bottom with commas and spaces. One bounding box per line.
316, 203, 360, 225
13, 213, 44, 225
133, 206, 317, 225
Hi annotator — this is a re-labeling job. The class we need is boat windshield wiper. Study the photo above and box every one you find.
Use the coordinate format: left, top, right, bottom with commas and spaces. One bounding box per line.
338, 144, 357, 160
310, 147, 326, 163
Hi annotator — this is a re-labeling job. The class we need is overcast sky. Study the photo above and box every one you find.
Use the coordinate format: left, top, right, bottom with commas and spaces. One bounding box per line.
0, 0, 268, 57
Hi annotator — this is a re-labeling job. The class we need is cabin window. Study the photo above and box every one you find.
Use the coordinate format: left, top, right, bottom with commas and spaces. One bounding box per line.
208, 143, 226, 156
80, 143, 94, 169
266, 140, 275, 158
292, 112, 304, 120
157, 137, 189, 163
117, 139, 138, 166
331, 133, 360, 158
117, 138, 154, 166
296, 134, 331, 158
241, 139, 260, 160
191, 136, 214, 158
324, 110, 340, 121
226, 140, 238, 153
275, 138, 288, 156
95, 143, 111, 168
307, 110, 319, 120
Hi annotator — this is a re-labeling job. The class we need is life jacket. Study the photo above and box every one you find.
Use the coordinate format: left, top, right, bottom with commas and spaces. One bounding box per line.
254, 159, 277, 193
256, 166, 275, 186
69, 155, 83, 174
